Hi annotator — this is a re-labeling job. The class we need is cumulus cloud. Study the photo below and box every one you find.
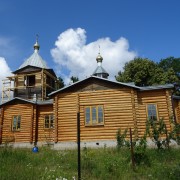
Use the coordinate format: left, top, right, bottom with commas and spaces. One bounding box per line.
0, 57, 11, 77
51, 28, 137, 84
0, 57, 12, 103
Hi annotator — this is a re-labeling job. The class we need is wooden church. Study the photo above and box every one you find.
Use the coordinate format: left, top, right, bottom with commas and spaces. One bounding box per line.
0, 39, 59, 146
0, 39, 179, 148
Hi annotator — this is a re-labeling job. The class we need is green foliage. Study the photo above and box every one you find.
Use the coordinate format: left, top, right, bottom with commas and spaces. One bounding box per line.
158, 56, 180, 82
1, 147, 180, 179
116, 57, 179, 87
133, 137, 149, 166
169, 119, 180, 145
146, 118, 170, 150
116, 128, 128, 149
81, 146, 97, 174
57, 76, 65, 89
116, 58, 157, 86
70, 76, 79, 83
173, 82, 180, 96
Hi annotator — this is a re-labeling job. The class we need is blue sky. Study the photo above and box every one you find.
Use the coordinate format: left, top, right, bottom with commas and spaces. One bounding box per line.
0, 0, 180, 84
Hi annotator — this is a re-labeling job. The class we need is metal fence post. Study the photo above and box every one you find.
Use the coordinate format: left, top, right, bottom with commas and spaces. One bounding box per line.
130, 128, 135, 169
77, 112, 81, 180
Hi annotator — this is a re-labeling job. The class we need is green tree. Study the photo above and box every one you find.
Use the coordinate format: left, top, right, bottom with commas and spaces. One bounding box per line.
165, 68, 179, 84
57, 76, 65, 89
158, 57, 180, 81
116, 57, 179, 87
70, 76, 79, 83
116, 58, 161, 86
158, 57, 180, 95
150, 67, 166, 85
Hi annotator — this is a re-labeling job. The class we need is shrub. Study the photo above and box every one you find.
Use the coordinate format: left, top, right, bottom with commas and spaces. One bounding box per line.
116, 128, 128, 149
133, 137, 150, 166
146, 118, 168, 150
169, 119, 180, 145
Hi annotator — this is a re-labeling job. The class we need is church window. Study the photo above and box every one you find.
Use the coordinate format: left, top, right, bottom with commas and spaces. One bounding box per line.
12, 115, 21, 131
44, 114, 54, 129
85, 105, 104, 125
24, 75, 35, 86
147, 104, 158, 121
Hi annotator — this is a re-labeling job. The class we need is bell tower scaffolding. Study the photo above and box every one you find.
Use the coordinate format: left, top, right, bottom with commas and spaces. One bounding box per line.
1, 77, 14, 104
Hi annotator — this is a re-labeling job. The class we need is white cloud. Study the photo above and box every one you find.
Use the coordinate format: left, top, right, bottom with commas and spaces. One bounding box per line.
51, 28, 137, 84
0, 57, 12, 103
0, 57, 11, 77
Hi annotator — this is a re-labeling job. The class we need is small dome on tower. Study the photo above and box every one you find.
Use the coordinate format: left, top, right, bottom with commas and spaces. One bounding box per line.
34, 35, 40, 51
18, 36, 48, 69
34, 41, 40, 51
96, 53, 103, 63
92, 48, 109, 79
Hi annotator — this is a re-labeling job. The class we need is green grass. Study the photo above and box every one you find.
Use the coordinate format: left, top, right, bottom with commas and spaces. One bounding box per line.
0, 146, 180, 180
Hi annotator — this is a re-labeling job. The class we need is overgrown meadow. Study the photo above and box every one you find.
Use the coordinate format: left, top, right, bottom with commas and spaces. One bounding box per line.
0, 119, 180, 180
0, 146, 180, 180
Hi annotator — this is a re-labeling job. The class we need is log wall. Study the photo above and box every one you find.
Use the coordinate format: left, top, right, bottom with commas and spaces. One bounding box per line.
37, 105, 54, 143
0, 79, 175, 144
56, 87, 173, 142
57, 93, 78, 142
174, 100, 180, 123
2, 104, 33, 143
137, 89, 173, 136
57, 88, 136, 142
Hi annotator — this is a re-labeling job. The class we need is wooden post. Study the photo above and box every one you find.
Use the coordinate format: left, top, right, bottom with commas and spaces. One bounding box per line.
41, 69, 43, 101
0, 107, 4, 144
171, 95, 177, 124
34, 104, 38, 146
54, 96, 58, 143
30, 105, 34, 143
77, 112, 81, 180
130, 128, 135, 169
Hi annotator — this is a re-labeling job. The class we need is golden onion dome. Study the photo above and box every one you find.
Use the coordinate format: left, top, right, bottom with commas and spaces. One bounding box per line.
34, 41, 40, 51
34, 34, 40, 51
96, 53, 103, 62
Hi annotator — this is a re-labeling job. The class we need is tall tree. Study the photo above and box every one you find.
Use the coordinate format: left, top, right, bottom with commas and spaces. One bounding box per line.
115, 57, 178, 86
158, 56, 180, 82
57, 76, 65, 89
116, 58, 161, 86
70, 76, 79, 83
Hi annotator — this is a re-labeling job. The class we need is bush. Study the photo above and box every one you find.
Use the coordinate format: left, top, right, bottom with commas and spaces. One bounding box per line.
116, 128, 128, 149
169, 119, 180, 145
146, 118, 169, 150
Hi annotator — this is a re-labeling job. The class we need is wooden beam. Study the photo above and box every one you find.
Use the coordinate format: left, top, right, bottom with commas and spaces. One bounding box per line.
34, 104, 38, 145
131, 89, 138, 138
41, 69, 44, 101
43, 69, 57, 80
30, 105, 34, 143
54, 96, 58, 143
0, 107, 4, 144
165, 90, 173, 130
